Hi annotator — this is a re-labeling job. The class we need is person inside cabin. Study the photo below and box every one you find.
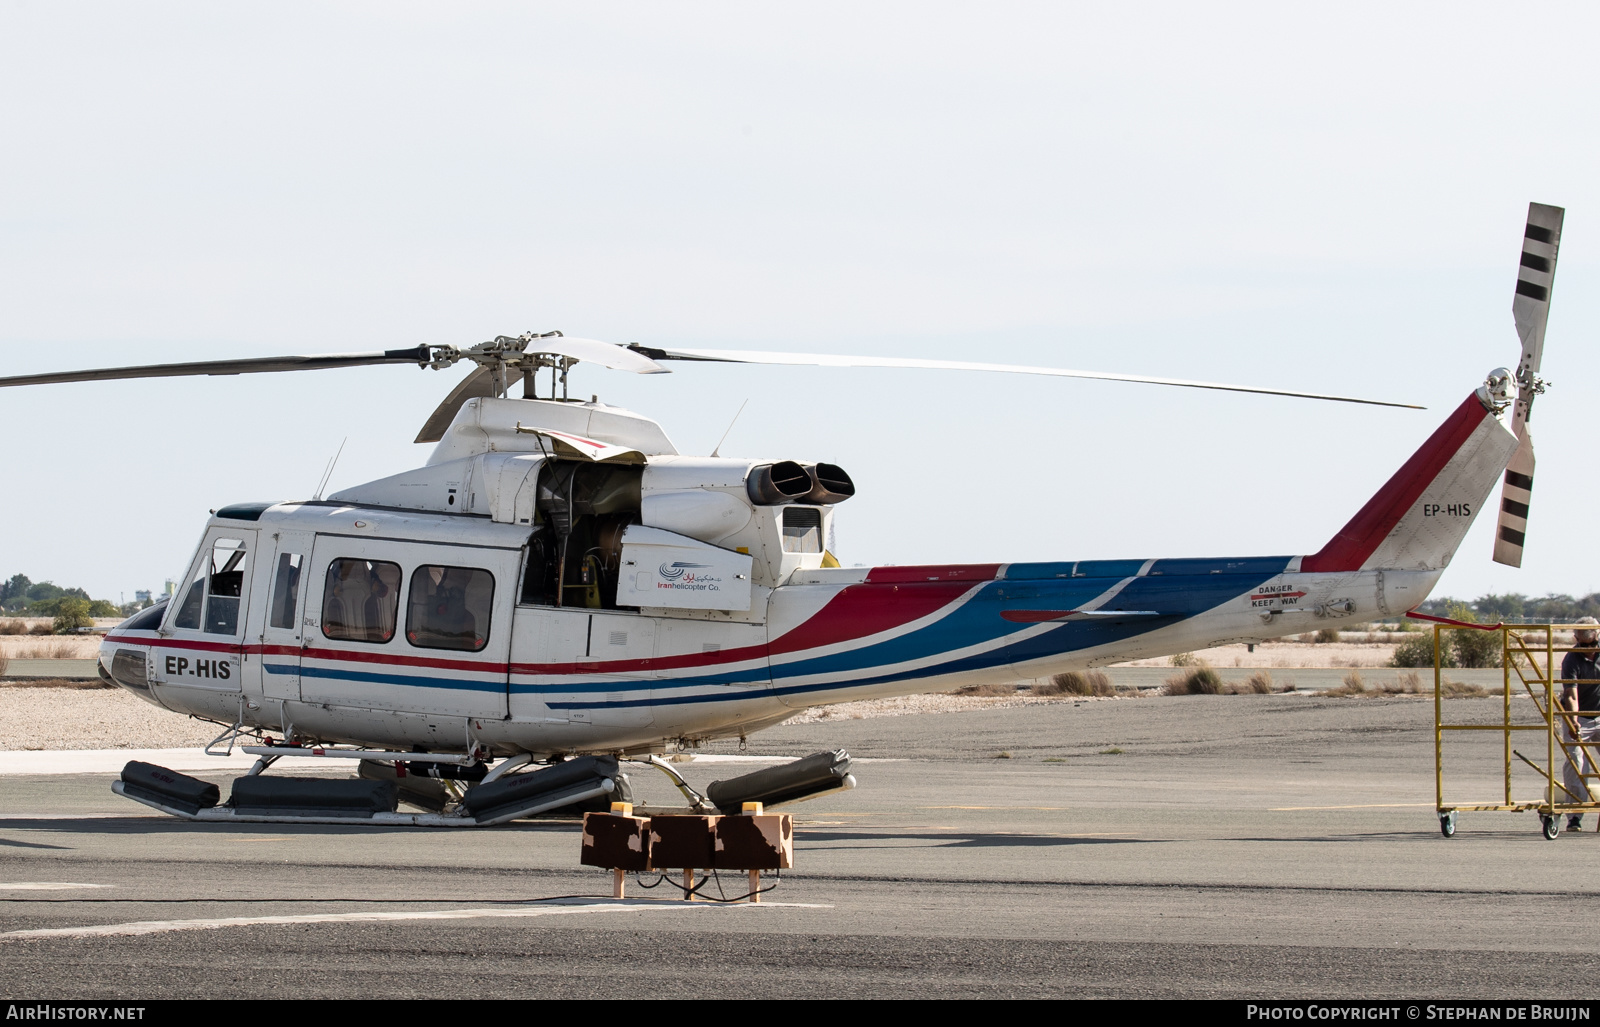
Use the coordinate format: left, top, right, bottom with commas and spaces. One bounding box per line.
325, 559, 391, 642
409, 566, 478, 649
1562, 616, 1600, 832
365, 568, 393, 642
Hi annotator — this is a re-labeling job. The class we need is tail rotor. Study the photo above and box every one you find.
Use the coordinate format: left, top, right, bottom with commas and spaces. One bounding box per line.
1492, 202, 1565, 568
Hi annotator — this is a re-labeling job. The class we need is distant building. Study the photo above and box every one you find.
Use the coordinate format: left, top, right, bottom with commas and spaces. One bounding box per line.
134, 590, 152, 604
162, 580, 176, 597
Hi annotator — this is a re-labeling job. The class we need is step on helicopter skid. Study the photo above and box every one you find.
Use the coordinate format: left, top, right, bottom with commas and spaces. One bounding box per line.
3, 203, 1564, 826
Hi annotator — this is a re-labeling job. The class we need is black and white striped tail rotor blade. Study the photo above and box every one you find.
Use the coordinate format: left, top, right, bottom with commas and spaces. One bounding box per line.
1512, 202, 1564, 409
1493, 202, 1564, 569
1493, 428, 1535, 567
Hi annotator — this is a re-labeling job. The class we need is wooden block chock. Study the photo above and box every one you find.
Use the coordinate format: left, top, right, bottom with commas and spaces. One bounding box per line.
581, 809, 651, 877
712, 812, 794, 872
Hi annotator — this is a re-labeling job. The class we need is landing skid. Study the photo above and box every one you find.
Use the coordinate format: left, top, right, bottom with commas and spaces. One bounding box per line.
111, 779, 609, 827
113, 748, 857, 828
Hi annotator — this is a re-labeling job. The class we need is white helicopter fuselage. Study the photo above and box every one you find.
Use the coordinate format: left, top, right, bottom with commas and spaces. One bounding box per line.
97, 385, 1517, 759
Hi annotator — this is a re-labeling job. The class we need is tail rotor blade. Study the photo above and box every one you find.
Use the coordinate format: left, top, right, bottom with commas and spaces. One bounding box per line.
1492, 427, 1535, 568
1513, 203, 1564, 398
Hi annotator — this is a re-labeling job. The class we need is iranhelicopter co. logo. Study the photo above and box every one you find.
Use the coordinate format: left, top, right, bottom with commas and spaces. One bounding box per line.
657, 561, 722, 592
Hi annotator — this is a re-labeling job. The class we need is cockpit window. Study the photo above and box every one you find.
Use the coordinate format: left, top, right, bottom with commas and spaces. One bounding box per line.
321, 559, 401, 643
172, 538, 247, 633
781, 507, 823, 554
406, 565, 493, 652
203, 539, 248, 635
172, 570, 205, 630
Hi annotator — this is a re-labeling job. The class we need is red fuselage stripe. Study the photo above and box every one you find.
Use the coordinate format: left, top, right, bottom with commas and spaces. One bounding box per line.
1300, 394, 1488, 573
106, 579, 980, 678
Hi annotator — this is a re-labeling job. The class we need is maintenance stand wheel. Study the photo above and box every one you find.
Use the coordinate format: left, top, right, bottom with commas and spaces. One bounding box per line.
1439, 812, 1456, 838
1543, 814, 1561, 840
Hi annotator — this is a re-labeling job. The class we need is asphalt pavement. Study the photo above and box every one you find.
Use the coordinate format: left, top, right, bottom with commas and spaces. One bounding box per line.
0, 695, 1592, 999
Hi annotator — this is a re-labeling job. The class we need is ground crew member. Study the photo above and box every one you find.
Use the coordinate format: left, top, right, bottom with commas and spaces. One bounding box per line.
1562, 617, 1600, 831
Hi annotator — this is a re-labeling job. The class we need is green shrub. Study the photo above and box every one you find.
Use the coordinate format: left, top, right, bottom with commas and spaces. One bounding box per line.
51, 597, 92, 635
1392, 634, 1452, 668
1450, 628, 1502, 669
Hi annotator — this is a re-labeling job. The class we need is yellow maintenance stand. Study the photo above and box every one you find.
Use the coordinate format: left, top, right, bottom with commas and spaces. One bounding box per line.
1432, 617, 1600, 840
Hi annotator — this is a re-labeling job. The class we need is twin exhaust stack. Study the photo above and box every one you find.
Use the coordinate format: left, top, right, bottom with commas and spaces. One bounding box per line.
746, 461, 856, 506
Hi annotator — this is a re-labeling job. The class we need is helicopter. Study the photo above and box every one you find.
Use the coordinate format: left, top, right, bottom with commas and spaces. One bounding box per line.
0, 203, 1562, 827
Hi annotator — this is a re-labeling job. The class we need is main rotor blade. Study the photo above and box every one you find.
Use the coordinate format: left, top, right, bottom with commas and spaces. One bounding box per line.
630, 347, 1425, 410
531, 336, 668, 374
415, 365, 497, 444
0, 347, 434, 389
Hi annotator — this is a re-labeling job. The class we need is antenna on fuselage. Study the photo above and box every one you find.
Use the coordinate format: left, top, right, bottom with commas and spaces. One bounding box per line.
312, 437, 348, 501
709, 399, 749, 459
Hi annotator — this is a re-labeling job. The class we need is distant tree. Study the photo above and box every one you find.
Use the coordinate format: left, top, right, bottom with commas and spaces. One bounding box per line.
51, 597, 93, 634
25, 582, 67, 605
1473, 593, 1526, 622
0, 574, 31, 609
87, 600, 118, 618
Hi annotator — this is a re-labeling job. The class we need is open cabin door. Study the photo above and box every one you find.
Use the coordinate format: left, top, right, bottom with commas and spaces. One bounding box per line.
242, 529, 316, 702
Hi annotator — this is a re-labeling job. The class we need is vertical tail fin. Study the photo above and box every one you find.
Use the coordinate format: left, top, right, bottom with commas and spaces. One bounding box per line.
1302, 391, 1518, 573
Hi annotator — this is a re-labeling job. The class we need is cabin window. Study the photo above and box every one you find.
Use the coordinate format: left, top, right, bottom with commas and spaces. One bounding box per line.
268, 552, 304, 630
321, 559, 401, 643
406, 565, 494, 652
781, 507, 822, 554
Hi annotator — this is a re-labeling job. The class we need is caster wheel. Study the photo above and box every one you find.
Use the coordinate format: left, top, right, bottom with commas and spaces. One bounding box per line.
1440, 812, 1456, 838
1543, 815, 1561, 840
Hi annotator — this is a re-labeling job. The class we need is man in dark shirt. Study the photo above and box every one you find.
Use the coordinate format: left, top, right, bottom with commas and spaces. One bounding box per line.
1561, 617, 1600, 831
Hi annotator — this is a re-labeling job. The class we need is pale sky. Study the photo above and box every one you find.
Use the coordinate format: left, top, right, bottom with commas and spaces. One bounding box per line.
2, 2, 1598, 605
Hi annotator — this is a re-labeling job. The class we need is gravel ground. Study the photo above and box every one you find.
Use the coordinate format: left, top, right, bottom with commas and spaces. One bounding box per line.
1116, 640, 1400, 668
0, 684, 218, 750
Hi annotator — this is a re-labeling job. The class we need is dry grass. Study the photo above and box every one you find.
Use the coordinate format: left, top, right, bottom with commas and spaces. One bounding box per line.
1034, 671, 1115, 697
1169, 652, 1200, 667
0, 620, 25, 636
0, 651, 7, 675
1316, 670, 1494, 698
1164, 665, 1222, 695
953, 682, 1023, 697
13, 641, 82, 659
0, 678, 114, 690
1219, 670, 1278, 695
